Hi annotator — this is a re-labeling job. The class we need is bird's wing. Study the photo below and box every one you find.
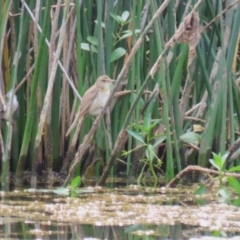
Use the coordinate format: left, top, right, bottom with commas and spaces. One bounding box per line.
79, 85, 99, 116
66, 85, 99, 137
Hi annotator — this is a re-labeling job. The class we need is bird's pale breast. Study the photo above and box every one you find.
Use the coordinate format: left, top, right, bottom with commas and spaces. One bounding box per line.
88, 89, 110, 116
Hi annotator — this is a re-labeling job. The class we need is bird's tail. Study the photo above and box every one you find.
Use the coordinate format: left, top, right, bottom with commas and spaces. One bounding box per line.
69, 117, 83, 147
66, 109, 82, 137
61, 117, 83, 173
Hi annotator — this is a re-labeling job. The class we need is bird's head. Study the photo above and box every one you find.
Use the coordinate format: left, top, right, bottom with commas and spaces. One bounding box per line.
96, 75, 115, 90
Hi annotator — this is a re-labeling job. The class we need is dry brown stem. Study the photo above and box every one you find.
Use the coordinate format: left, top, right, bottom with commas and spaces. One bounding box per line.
167, 165, 240, 188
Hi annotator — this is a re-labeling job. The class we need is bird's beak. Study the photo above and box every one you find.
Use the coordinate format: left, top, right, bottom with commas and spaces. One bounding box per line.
108, 79, 115, 83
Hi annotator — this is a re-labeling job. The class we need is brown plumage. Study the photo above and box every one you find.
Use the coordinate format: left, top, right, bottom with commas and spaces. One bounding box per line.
66, 75, 114, 136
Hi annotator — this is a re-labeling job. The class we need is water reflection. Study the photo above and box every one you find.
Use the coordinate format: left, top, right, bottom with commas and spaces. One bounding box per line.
1, 184, 240, 239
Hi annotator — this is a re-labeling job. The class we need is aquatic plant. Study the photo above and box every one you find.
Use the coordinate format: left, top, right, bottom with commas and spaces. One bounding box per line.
124, 114, 165, 183
210, 152, 240, 203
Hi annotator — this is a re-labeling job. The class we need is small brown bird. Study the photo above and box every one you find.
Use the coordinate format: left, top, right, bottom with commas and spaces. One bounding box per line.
66, 75, 114, 136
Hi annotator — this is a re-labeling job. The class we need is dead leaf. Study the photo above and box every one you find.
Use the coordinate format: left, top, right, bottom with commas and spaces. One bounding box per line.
193, 124, 204, 132
175, 12, 201, 66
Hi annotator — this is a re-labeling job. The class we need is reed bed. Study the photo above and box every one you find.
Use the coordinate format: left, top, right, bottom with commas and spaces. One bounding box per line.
0, 0, 239, 187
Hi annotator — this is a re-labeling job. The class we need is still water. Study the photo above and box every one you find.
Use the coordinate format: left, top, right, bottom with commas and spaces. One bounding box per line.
1, 180, 240, 239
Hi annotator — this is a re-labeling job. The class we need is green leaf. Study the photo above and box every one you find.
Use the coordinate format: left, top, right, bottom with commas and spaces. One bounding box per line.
110, 12, 122, 23
87, 36, 98, 46
209, 159, 221, 171
228, 166, 240, 172
53, 187, 70, 196
121, 11, 130, 22
232, 198, 240, 207
132, 122, 145, 132
26, 188, 70, 196
146, 144, 155, 161
194, 184, 206, 195
122, 30, 132, 34
154, 158, 162, 167
127, 129, 145, 144
119, 32, 133, 40
210, 153, 224, 171
110, 47, 126, 62
120, 29, 141, 40
144, 113, 152, 130
221, 152, 228, 165
150, 119, 161, 129
94, 20, 105, 28
218, 188, 230, 203
71, 176, 81, 188
80, 43, 98, 53
153, 136, 166, 148
122, 29, 141, 34
122, 150, 128, 157
227, 177, 240, 194
180, 132, 201, 144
